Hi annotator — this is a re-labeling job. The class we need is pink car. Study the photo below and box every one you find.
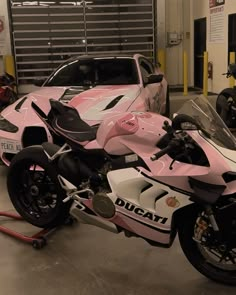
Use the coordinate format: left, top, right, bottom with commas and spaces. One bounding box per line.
0, 54, 169, 165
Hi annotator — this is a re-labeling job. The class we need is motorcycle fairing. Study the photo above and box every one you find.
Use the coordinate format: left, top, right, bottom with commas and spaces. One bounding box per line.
76, 167, 193, 246
96, 111, 211, 177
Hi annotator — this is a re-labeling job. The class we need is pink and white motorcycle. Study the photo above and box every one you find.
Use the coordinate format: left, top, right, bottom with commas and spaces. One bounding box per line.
7, 95, 236, 285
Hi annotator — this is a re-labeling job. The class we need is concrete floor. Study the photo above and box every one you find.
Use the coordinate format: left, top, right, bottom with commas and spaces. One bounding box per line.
0, 165, 236, 295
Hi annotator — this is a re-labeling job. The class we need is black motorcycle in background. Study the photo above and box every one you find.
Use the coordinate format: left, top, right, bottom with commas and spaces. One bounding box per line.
216, 64, 236, 128
0, 72, 18, 112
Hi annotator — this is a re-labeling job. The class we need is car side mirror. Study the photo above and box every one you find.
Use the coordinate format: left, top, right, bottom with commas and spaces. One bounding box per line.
34, 79, 46, 87
145, 74, 163, 86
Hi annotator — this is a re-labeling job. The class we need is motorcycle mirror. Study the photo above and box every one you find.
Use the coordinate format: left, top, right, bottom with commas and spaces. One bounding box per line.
162, 120, 174, 135
172, 114, 199, 131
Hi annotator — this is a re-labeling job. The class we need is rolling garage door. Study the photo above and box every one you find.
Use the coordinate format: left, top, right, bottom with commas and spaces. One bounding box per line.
8, 0, 156, 90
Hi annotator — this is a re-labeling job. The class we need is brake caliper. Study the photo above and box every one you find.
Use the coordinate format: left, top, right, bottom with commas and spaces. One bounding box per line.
193, 215, 209, 244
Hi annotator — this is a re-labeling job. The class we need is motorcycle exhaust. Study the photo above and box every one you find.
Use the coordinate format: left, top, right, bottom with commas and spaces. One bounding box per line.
58, 173, 118, 233
70, 202, 119, 234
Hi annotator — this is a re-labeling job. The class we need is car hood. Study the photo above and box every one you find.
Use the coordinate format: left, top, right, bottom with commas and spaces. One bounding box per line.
1, 86, 86, 126
69, 85, 141, 124
1, 85, 141, 128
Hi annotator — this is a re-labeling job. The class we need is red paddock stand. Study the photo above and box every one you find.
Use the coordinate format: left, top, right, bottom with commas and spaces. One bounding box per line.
0, 211, 59, 249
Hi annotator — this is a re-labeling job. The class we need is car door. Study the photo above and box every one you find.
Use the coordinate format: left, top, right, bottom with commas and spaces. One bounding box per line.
138, 57, 166, 114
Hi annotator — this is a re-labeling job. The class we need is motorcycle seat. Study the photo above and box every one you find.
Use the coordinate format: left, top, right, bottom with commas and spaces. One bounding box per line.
50, 99, 97, 143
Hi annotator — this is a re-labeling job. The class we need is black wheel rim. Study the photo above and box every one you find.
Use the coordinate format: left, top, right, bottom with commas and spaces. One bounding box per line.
16, 162, 59, 221
194, 214, 236, 271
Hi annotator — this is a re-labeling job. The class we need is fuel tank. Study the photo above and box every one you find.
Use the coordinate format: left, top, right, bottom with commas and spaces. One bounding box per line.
95, 111, 211, 178
96, 111, 168, 155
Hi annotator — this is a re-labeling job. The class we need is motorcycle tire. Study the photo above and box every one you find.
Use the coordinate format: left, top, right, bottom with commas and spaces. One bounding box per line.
7, 146, 72, 228
178, 209, 236, 285
216, 90, 236, 128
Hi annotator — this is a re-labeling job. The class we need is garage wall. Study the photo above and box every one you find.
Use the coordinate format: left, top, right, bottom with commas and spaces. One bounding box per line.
192, 0, 236, 93
0, 0, 196, 89
1, 0, 235, 93
0, 0, 11, 74
160, 0, 192, 87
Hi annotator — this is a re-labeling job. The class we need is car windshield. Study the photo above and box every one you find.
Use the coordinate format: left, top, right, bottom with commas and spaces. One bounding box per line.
44, 58, 139, 87
176, 95, 236, 150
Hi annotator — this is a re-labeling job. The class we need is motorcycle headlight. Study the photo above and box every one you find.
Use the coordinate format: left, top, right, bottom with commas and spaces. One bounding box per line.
0, 115, 18, 133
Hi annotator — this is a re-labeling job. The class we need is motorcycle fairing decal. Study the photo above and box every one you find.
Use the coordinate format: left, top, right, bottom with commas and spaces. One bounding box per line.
115, 197, 169, 227
116, 208, 171, 234
80, 196, 170, 234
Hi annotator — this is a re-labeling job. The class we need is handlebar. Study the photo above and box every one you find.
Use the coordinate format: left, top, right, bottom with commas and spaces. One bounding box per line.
222, 64, 236, 79
151, 139, 182, 161
151, 145, 175, 161
222, 72, 232, 78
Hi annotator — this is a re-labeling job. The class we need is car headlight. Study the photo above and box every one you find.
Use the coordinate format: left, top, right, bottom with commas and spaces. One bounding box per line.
0, 115, 18, 133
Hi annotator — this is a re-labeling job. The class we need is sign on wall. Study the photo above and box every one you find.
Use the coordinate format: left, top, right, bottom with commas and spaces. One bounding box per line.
209, 0, 225, 8
0, 16, 6, 55
0, 16, 5, 41
209, 4, 225, 43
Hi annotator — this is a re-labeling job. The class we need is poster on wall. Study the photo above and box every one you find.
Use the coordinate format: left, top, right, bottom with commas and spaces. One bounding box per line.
0, 16, 6, 55
209, 0, 225, 8
209, 4, 225, 43
0, 16, 6, 41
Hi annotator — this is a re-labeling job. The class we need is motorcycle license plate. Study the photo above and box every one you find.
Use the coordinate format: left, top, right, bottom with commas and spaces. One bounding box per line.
0, 139, 22, 154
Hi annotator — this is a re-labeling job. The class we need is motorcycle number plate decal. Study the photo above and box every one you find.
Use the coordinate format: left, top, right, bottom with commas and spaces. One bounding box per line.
0, 139, 22, 154
125, 154, 138, 163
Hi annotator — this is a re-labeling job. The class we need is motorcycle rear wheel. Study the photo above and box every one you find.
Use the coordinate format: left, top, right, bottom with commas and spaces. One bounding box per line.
7, 146, 71, 228
178, 210, 236, 285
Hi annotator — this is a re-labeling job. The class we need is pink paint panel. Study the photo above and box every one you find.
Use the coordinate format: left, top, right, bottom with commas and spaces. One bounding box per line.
112, 213, 170, 244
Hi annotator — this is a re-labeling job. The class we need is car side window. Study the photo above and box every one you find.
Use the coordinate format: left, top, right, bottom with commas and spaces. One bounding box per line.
139, 59, 154, 84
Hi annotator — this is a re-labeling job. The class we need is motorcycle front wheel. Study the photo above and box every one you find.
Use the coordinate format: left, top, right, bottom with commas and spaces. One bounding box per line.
216, 91, 236, 128
7, 146, 71, 228
178, 209, 236, 285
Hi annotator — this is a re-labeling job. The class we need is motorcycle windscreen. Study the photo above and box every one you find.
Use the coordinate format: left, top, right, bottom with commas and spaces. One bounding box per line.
176, 95, 236, 151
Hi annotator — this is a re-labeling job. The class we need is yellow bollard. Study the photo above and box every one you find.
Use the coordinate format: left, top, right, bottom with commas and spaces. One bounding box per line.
4, 55, 15, 77
157, 49, 166, 73
183, 51, 188, 96
229, 52, 235, 88
203, 51, 208, 97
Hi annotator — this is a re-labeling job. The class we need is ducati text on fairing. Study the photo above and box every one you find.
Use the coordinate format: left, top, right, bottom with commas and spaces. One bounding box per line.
115, 197, 168, 224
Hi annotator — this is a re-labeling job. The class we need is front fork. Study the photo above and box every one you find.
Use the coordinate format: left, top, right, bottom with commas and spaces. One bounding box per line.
193, 204, 221, 244
204, 205, 220, 232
